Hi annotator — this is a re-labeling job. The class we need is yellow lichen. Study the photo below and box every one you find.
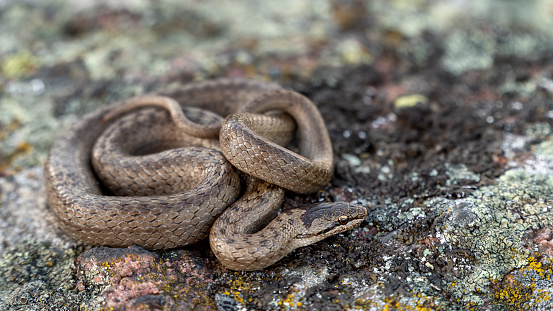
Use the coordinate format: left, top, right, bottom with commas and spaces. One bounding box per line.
394, 94, 429, 109
275, 292, 306, 309
489, 256, 553, 310
1, 51, 38, 78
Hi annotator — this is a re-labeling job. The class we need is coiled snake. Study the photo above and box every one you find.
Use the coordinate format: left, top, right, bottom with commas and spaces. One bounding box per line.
44, 79, 367, 271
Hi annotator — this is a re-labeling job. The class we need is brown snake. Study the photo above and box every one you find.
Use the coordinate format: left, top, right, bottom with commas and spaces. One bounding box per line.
44, 79, 367, 271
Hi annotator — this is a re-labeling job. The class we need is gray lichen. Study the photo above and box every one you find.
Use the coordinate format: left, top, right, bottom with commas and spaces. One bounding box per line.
432, 157, 553, 304
0, 241, 97, 311
442, 30, 495, 75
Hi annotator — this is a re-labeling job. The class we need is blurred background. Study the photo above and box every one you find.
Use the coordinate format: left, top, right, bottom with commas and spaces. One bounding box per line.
2, 1, 553, 310
2, 0, 553, 167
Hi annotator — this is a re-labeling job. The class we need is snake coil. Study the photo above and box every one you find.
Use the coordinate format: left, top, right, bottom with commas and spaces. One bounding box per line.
45, 79, 366, 271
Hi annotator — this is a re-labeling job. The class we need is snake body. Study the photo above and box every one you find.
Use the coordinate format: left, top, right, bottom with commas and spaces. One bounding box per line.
45, 79, 367, 271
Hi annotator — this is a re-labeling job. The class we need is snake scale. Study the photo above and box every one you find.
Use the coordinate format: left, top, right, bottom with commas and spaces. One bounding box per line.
44, 79, 367, 271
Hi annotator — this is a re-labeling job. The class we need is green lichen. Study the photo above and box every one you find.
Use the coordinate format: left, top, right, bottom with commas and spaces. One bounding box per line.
500, 70, 553, 96
432, 167, 553, 305
368, 0, 553, 77
525, 122, 552, 139
444, 163, 480, 187
0, 89, 60, 169
441, 30, 495, 75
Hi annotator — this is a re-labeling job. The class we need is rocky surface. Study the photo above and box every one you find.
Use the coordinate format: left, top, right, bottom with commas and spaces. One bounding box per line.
2, 0, 553, 310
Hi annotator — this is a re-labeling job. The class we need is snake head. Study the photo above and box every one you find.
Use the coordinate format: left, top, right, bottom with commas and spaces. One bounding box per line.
293, 202, 367, 248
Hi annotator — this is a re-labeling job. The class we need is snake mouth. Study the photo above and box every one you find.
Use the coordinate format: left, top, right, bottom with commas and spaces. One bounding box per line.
295, 217, 365, 241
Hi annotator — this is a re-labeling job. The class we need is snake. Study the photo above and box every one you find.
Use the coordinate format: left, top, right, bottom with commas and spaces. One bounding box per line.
44, 79, 367, 271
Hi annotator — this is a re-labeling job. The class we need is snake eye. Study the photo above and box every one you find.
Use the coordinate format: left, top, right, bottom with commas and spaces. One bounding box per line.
338, 215, 348, 225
